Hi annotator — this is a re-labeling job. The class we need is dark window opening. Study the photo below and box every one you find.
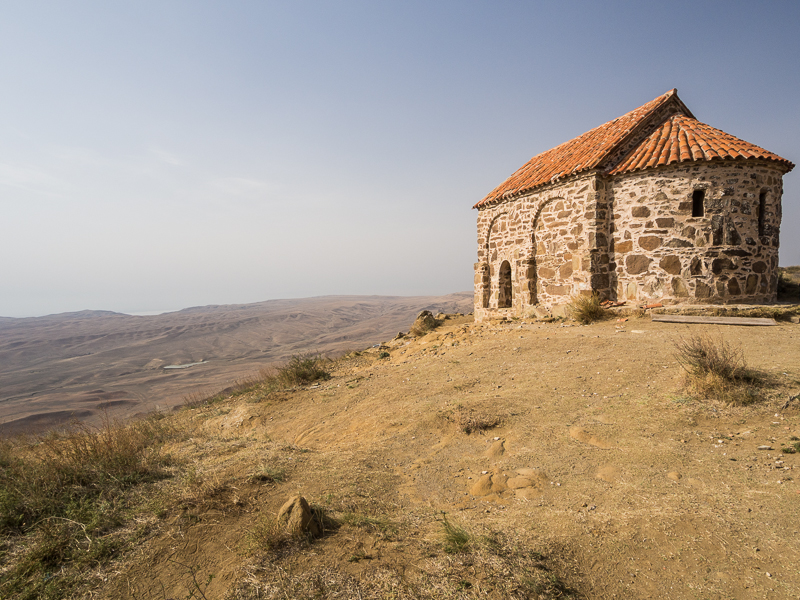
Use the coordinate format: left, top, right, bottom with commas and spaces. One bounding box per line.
758, 191, 767, 236
498, 260, 512, 308
692, 189, 705, 217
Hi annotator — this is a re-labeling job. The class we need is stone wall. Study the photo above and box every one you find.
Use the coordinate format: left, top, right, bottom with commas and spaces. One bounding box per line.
474, 159, 787, 320
474, 172, 602, 320
609, 160, 784, 304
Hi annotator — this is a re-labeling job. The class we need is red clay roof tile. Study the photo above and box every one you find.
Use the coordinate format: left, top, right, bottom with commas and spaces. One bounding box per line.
474, 90, 681, 208
610, 114, 794, 175
475, 90, 794, 209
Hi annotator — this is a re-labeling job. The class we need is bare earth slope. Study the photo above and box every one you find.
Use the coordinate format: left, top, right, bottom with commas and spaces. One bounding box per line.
100, 314, 800, 599
0, 293, 472, 435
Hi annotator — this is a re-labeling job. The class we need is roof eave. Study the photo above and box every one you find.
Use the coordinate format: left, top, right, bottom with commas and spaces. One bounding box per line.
473, 169, 602, 210
611, 155, 795, 178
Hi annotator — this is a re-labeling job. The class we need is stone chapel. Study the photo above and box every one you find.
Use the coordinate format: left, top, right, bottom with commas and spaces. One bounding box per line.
473, 89, 794, 321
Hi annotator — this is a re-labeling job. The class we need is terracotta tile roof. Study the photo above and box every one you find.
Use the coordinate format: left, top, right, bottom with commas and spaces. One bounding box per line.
475, 89, 794, 209
610, 113, 795, 175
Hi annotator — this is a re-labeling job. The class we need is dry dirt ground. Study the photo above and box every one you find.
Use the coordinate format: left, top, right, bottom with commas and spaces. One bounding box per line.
0, 293, 472, 436
93, 312, 800, 599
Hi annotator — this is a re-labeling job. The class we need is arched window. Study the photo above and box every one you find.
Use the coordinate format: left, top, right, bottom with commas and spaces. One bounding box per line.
498, 260, 512, 308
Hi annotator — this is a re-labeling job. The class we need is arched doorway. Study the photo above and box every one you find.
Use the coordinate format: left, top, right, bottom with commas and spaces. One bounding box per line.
498, 260, 512, 308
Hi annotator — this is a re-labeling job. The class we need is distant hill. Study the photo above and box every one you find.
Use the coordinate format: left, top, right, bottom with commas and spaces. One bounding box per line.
0, 293, 472, 435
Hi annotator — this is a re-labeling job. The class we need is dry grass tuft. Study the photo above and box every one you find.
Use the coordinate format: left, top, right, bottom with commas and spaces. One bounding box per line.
182, 354, 332, 408
246, 464, 285, 484
442, 406, 501, 435
674, 333, 763, 405
440, 515, 472, 553
245, 513, 297, 555
276, 354, 332, 386
0, 414, 178, 599
567, 294, 607, 324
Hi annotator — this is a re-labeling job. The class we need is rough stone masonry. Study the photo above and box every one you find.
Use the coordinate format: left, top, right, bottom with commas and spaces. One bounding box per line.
473, 89, 794, 322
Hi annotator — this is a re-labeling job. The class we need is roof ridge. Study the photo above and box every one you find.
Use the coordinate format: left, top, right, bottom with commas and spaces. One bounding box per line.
475, 89, 690, 208
475, 91, 792, 209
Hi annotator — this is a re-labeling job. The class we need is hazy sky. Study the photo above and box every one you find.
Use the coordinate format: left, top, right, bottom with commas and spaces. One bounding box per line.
1, 1, 798, 317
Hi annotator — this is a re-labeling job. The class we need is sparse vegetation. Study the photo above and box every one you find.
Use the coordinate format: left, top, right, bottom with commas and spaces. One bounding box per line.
276, 354, 332, 386
441, 515, 473, 553
182, 353, 332, 408
6, 302, 800, 599
246, 464, 285, 484
245, 513, 295, 554
567, 293, 607, 324
442, 405, 501, 434
236, 521, 581, 599
339, 512, 396, 537
0, 415, 177, 600
782, 437, 800, 454
674, 333, 763, 405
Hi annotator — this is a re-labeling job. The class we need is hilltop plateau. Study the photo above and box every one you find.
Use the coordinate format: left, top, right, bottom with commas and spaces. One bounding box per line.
3, 307, 799, 599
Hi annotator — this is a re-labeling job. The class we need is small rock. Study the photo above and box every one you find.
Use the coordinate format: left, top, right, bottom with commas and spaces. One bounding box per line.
277, 495, 320, 537
410, 310, 438, 335
758, 445, 773, 450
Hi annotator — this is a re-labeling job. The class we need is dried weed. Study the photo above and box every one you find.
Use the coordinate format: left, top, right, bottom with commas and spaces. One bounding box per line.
567, 294, 607, 325
442, 406, 501, 435
673, 333, 765, 405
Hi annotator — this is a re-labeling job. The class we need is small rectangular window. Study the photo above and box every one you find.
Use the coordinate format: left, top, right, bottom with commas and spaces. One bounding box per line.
758, 191, 767, 236
692, 189, 705, 217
